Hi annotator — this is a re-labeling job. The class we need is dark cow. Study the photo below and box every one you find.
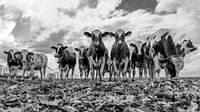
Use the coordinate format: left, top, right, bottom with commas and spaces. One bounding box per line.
4, 50, 23, 79
129, 41, 147, 80
110, 29, 132, 81
84, 29, 109, 81
19, 49, 48, 80
51, 44, 76, 80
175, 39, 198, 71
75, 46, 90, 79
149, 29, 183, 79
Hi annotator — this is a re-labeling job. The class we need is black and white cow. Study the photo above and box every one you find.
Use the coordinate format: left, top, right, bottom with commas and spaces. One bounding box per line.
4, 50, 23, 79
149, 28, 183, 79
51, 44, 76, 80
84, 29, 109, 81
175, 39, 198, 71
110, 29, 132, 81
75, 46, 90, 79
20, 49, 48, 80
129, 41, 147, 80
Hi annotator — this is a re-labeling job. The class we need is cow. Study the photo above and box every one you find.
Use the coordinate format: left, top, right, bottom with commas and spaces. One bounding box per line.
104, 58, 113, 81
51, 44, 76, 80
129, 41, 147, 80
74, 46, 90, 79
142, 36, 155, 80
110, 29, 132, 81
84, 29, 109, 81
149, 28, 183, 80
19, 49, 48, 80
4, 50, 23, 79
175, 39, 198, 71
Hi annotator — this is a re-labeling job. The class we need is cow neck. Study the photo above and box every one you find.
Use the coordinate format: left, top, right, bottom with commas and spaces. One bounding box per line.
92, 42, 106, 60
161, 37, 178, 58
115, 42, 129, 63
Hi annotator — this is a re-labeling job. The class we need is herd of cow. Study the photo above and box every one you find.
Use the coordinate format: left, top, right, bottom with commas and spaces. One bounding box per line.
3, 28, 198, 81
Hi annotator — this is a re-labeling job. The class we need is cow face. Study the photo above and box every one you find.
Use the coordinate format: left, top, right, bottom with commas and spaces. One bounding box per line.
130, 41, 145, 58
75, 46, 88, 59
110, 29, 132, 48
84, 29, 109, 49
4, 50, 15, 63
51, 44, 68, 58
181, 40, 197, 54
20, 49, 29, 63
14, 51, 23, 61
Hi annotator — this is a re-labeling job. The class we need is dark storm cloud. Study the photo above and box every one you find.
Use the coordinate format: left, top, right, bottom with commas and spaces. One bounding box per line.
116, 0, 157, 12
29, 30, 69, 54
78, 0, 98, 9
12, 17, 31, 41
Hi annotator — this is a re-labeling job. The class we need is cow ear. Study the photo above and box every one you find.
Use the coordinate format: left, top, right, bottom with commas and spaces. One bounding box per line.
4, 51, 8, 54
51, 46, 57, 50
63, 46, 68, 49
102, 32, 109, 37
125, 31, 132, 36
129, 43, 135, 47
109, 32, 115, 37
28, 52, 34, 55
84, 32, 92, 38
74, 48, 79, 51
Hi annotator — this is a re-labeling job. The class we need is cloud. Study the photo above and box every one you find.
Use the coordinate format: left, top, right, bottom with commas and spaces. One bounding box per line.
30, 30, 68, 54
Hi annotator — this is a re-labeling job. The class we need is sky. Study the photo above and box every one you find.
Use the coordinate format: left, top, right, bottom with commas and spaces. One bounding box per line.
0, 0, 200, 77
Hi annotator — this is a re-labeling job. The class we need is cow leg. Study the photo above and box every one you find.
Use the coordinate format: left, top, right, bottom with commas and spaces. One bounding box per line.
109, 67, 113, 81
143, 62, 148, 80
132, 67, 136, 81
29, 69, 34, 80
8, 69, 12, 80
43, 67, 46, 79
153, 55, 161, 81
60, 70, 63, 80
100, 62, 106, 81
71, 67, 75, 79
80, 69, 83, 79
22, 69, 26, 80
65, 65, 70, 80
39, 69, 43, 80
86, 68, 90, 79
163, 64, 170, 79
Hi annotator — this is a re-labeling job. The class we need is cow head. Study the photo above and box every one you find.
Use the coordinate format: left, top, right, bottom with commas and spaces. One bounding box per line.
14, 51, 23, 61
51, 44, 68, 58
4, 50, 15, 63
110, 29, 132, 48
130, 41, 145, 58
84, 29, 109, 49
179, 39, 197, 55
75, 46, 88, 59
20, 49, 29, 63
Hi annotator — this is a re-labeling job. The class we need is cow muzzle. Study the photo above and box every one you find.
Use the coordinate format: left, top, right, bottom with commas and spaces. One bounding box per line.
137, 54, 143, 58
9, 59, 15, 63
54, 54, 60, 58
